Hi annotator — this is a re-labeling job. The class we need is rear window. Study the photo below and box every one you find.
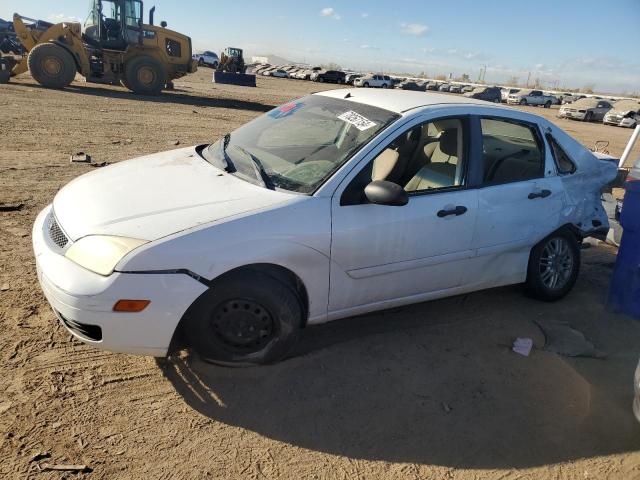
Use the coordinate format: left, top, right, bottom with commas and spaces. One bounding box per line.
546, 134, 576, 174
480, 118, 544, 185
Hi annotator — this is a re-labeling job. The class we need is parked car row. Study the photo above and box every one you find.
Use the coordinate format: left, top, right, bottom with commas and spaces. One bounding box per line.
242, 63, 640, 127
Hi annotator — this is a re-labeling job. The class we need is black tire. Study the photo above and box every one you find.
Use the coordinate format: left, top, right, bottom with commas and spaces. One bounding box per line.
185, 271, 303, 366
584, 112, 593, 122
363, 82, 369, 88
27, 43, 76, 89
544, 101, 552, 109
212, 61, 219, 69
382, 83, 388, 88
525, 229, 580, 302
520, 98, 527, 105
318, 77, 324, 83
124, 56, 166, 95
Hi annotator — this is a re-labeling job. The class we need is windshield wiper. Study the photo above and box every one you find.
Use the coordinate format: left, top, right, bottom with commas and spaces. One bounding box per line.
232, 145, 275, 190
218, 133, 235, 172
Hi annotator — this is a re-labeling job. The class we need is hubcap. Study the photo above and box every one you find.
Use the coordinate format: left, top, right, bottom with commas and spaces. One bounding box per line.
210, 299, 275, 352
137, 66, 156, 86
43, 57, 62, 75
539, 237, 573, 290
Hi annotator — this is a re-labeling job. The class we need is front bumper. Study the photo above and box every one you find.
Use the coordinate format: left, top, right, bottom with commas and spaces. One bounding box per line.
559, 111, 587, 120
33, 206, 208, 357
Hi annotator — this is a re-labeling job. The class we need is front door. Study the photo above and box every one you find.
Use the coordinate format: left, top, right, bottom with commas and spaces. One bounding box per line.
329, 116, 478, 315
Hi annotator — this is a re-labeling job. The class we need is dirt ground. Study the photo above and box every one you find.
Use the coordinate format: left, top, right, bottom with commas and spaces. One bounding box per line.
1, 69, 640, 480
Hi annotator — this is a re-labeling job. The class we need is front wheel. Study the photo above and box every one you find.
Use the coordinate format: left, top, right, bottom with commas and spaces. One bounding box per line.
544, 101, 552, 109
185, 271, 303, 365
363, 82, 369, 88
494, 98, 500, 103
525, 230, 580, 301
584, 112, 593, 122
27, 43, 77, 89
520, 99, 527, 105
198, 58, 205, 66
124, 56, 166, 95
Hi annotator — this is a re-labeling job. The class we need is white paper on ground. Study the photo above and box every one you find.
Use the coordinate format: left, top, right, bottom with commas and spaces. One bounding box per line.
513, 337, 534, 356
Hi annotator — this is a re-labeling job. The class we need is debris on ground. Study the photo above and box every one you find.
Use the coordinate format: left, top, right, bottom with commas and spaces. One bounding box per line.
441, 402, 452, 413
535, 320, 606, 358
30, 452, 51, 462
0, 202, 24, 212
169, 140, 180, 146
512, 337, 534, 356
41, 463, 92, 473
90, 162, 109, 168
0, 284, 10, 292
70, 152, 91, 163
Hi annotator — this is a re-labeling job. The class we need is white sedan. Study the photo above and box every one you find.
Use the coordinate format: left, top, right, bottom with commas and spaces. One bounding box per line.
33, 90, 617, 365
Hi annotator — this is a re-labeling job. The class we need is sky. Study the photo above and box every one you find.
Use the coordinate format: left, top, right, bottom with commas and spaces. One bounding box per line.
2, 0, 639, 94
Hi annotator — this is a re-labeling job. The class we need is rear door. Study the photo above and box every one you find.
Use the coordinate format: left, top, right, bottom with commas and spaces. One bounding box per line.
467, 116, 564, 286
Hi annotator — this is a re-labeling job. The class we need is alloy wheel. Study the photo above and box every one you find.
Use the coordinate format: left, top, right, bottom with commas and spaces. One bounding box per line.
539, 237, 574, 290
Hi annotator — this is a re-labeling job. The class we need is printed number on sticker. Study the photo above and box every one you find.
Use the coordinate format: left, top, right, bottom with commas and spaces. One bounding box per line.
338, 111, 377, 131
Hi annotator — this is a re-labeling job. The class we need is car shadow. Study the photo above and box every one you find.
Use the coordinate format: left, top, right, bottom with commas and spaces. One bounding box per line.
158, 249, 640, 469
8, 80, 275, 112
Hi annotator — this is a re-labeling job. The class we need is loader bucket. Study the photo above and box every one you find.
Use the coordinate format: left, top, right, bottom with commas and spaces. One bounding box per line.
213, 71, 256, 87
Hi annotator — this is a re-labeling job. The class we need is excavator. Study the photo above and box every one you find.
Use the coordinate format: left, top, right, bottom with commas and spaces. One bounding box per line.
1, 0, 197, 94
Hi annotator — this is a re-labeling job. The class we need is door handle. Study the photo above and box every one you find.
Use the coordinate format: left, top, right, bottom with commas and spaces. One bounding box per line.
437, 206, 468, 218
528, 189, 551, 199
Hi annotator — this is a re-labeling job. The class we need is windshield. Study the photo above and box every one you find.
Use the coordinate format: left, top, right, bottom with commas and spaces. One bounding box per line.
203, 95, 399, 193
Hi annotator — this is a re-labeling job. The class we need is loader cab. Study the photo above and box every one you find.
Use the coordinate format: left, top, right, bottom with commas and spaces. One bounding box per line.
84, 0, 143, 50
224, 47, 243, 59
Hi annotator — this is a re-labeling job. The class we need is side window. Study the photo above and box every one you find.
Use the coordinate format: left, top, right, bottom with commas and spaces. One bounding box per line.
546, 134, 576, 174
341, 118, 467, 205
373, 118, 467, 193
480, 118, 544, 185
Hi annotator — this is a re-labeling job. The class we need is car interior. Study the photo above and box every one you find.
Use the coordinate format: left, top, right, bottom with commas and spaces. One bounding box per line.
365, 117, 544, 194
369, 119, 466, 192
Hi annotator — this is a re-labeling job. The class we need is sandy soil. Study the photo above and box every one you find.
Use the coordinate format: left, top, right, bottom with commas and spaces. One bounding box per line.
1, 70, 639, 479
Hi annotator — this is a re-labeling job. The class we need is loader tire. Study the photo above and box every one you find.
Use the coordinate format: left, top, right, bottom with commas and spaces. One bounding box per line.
125, 56, 166, 95
28, 43, 76, 89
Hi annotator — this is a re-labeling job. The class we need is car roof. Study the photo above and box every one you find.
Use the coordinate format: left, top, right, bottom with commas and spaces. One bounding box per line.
315, 88, 503, 113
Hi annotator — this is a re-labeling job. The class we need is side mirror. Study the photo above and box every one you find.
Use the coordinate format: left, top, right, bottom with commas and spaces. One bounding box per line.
160, 20, 167, 28
364, 180, 408, 207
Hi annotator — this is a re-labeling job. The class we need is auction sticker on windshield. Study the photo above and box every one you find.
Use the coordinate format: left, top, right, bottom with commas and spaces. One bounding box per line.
338, 111, 377, 131
268, 102, 304, 119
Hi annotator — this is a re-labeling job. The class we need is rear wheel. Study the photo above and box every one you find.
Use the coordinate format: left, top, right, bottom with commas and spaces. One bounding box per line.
525, 229, 580, 301
124, 56, 166, 95
28, 43, 76, 89
382, 83, 388, 88
185, 271, 303, 365
544, 101, 552, 108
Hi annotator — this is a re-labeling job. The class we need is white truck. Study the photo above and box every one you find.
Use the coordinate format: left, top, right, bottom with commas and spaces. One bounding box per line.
507, 89, 555, 108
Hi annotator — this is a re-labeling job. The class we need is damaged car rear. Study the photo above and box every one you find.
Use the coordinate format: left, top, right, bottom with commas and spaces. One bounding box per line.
33, 90, 618, 365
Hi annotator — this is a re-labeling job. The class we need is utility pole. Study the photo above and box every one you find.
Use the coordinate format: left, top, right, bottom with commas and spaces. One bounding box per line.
526, 71, 531, 87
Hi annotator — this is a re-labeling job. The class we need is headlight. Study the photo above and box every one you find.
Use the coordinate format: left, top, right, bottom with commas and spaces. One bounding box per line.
65, 235, 148, 276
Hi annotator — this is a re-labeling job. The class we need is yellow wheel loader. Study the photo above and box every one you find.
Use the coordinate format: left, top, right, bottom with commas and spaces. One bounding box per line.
6, 0, 197, 94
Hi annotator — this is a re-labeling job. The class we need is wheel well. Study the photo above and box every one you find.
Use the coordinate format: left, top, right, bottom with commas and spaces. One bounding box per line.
169, 264, 310, 355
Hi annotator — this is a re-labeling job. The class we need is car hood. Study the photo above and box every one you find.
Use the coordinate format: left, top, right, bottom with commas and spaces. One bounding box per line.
53, 146, 296, 241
